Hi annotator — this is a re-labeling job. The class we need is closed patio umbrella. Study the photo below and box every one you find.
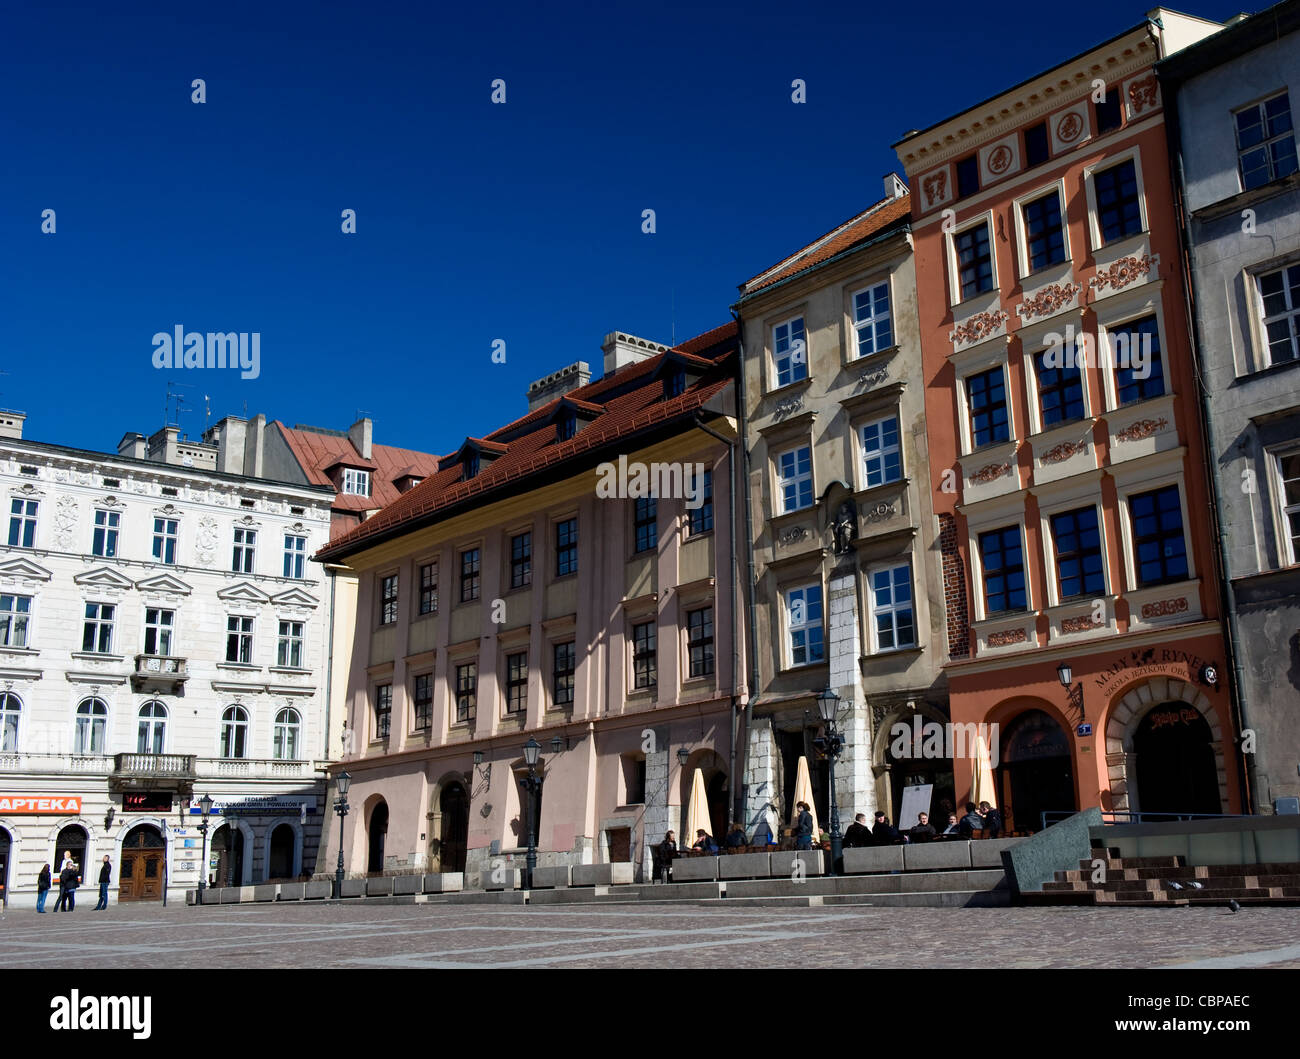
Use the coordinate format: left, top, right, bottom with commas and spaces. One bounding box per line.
972, 732, 997, 809
792, 756, 821, 839
685, 768, 711, 844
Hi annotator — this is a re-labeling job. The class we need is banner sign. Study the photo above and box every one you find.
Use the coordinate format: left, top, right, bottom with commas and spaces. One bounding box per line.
188, 795, 316, 815
0, 795, 82, 814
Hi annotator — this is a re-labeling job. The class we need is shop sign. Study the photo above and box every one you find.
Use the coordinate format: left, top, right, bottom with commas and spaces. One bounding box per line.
1094, 647, 1218, 698
0, 795, 82, 814
124, 792, 174, 812
189, 795, 316, 816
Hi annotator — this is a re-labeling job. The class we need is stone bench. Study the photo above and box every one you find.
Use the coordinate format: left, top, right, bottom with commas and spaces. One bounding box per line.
392, 874, 422, 896
340, 878, 366, 898
366, 876, 394, 897
304, 879, 332, 900
771, 850, 824, 877
671, 857, 719, 882
484, 868, 523, 891
718, 852, 772, 880
903, 841, 972, 871
277, 882, 304, 901
423, 872, 464, 894
530, 865, 571, 889
571, 863, 633, 887
843, 846, 905, 873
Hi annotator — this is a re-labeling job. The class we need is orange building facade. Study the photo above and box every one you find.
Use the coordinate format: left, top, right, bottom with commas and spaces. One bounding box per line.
893, 11, 1245, 830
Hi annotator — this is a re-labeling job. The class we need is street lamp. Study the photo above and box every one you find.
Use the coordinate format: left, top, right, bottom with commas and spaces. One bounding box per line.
195, 794, 213, 898
676, 746, 690, 768
1057, 661, 1073, 689
333, 770, 351, 900
520, 738, 544, 890
815, 686, 845, 877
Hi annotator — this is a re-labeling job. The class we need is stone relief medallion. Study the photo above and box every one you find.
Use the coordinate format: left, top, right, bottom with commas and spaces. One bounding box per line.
857, 365, 889, 390
778, 526, 809, 547
988, 145, 1013, 175
54, 494, 78, 550
1127, 75, 1159, 114
1056, 112, 1083, 144
865, 502, 895, 522
773, 394, 804, 420
923, 169, 948, 209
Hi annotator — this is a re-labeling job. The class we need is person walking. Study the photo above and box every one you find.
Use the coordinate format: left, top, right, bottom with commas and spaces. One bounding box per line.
653, 830, 678, 884
53, 861, 80, 911
94, 856, 112, 910
793, 802, 814, 851
36, 864, 51, 913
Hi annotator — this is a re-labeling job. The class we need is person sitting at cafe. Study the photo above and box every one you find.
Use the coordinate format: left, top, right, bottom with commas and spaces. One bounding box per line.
871, 811, 901, 845
724, 823, 748, 849
941, 812, 960, 837
909, 811, 937, 842
979, 801, 1003, 838
692, 829, 719, 854
958, 803, 985, 837
843, 813, 873, 848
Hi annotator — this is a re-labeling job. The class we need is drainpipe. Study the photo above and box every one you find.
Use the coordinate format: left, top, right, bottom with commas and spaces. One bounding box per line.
694, 413, 740, 825
1165, 92, 1257, 814
324, 565, 337, 762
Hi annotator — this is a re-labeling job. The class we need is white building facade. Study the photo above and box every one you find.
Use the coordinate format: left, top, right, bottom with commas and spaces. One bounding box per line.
0, 415, 334, 907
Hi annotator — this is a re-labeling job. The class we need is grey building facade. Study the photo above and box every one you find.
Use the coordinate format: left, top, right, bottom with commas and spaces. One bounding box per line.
1159, 0, 1300, 812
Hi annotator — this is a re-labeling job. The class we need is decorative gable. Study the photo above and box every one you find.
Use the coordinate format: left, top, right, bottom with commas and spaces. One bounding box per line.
72, 566, 135, 590
135, 573, 194, 596
0, 556, 53, 583
270, 586, 319, 608
216, 580, 272, 604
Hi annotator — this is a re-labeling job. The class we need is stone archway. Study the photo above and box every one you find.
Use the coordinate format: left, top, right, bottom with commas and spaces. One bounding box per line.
1104, 677, 1229, 815
872, 704, 955, 828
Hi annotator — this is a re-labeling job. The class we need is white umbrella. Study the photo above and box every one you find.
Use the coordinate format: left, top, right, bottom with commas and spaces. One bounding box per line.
792, 756, 821, 839
972, 732, 997, 810
685, 768, 712, 844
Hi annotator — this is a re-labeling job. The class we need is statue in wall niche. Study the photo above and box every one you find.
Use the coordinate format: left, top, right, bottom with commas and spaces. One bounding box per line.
831, 501, 857, 555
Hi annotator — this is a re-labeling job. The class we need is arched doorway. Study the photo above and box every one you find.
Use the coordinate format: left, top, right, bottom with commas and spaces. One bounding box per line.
0, 826, 10, 906
367, 801, 388, 873
55, 824, 88, 874
211, 823, 244, 887
1133, 703, 1220, 819
439, 783, 468, 873
998, 710, 1075, 833
119, 825, 166, 901
706, 773, 728, 842
883, 713, 957, 831
268, 824, 296, 879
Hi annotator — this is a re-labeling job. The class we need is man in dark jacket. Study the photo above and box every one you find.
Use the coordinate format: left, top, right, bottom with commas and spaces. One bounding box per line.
652, 830, 677, 883
908, 812, 937, 842
871, 811, 900, 845
54, 862, 80, 912
94, 856, 112, 910
958, 803, 985, 837
843, 813, 873, 848
793, 802, 814, 850
979, 801, 1003, 838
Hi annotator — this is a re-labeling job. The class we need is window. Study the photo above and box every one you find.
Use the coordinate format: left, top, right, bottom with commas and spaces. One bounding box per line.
373, 684, 392, 740
556, 518, 578, 577
510, 532, 532, 588
152, 518, 178, 564
869, 564, 915, 651
75, 698, 108, 755
1111, 316, 1165, 405
1276, 450, 1300, 564
773, 317, 808, 387
92, 509, 120, 558
8, 498, 37, 548
631, 621, 657, 689
1259, 264, 1300, 366
553, 641, 576, 706
463, 454, 480, 480
1051, 506, 1105, 600
786, 585, 824, 667
137, 701, 167, 755
1, 692, 21, 752
853, 282, 893, 357
1023, 190, 1066, 272
1095, 89, 1122, 134
273, 707, 301, 760
979, 526, 1026, 615
283, 534, 307, 579
1035, 349, 1084, 427
634, 497, 658, 553
419, 562, 438, 614
220, 705, 248, 758
955, 222, 993, 299
966, 366, 1010, 448
460, 548, 481, 602
777, 445, 813, 513
557, 410, 577, 442
687, 606, 714, 678
0, 594, 31, 648
82, 602, 115, 654
225, 615, 254, 664
277, 620, 305, 668
956, 154, 979, 198
143, 607, 174, 656
342, 468, 370, 496
412, 674, 433, 731
455, 663, 477, 723
1024, 121, 1050, 167
688, 469, 714, 536
379, 574, 398, 624
1094, 159, 1142, 244
1130, 485, 1188, 588
1235, 92, 1297, 191
860, 416, 902, 488
232, 527, 256, 573
665, 367, 687, 398
505, 651, 528, 714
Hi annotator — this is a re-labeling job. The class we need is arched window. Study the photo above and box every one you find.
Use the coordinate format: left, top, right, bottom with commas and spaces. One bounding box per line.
74, 698, 108, 755
0, 692, 21, 752
137, 701, 168, 755
220, 706, 249, 759
273, 708, 301, 761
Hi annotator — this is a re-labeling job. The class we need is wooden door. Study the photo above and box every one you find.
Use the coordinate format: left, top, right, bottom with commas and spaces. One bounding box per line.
118, 828, 166, 901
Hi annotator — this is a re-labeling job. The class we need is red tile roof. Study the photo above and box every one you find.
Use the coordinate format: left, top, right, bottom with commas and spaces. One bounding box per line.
739, 194, 911, 296
315, 322, 738, 563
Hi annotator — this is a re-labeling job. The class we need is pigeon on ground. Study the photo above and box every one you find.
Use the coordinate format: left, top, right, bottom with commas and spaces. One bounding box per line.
1167, 880, 1183, 890
1188, 881, 1204, 889
1228, 899, 1240, 913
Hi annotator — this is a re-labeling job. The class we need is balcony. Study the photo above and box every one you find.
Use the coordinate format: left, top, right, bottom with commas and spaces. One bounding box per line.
109, 752, 197, 793
195, 758, 320, 781
131, 654, 189, 693
0, 752, 110, 775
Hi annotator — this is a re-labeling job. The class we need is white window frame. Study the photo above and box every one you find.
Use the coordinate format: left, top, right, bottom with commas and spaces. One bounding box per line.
1270, 445, 1300, 566
0, 593, 32, 649
1095, 291, 1169, 412
1083, 146, 1149, 252
143, 607, 175, 657
1011, 178, 1071, 280
137, 701, 168, 756
775, 443, 814, 514
1234, 90, 1298, 192
771, 315, 808, 389
1255, 262, 1300, 369
220, 705, 249, 759
232, 527, 257, 574
866, 560, 917, 653
1112, 453, 1197, 592
1036, 482, 1111, 608
784, 582, 825, 668
276, 619, 306, 668
283, 534, 307, 579
964, 502, 1033, 623
82, 602, 115, 654
342, 468, 371, 496
152, 517, 179, 564
1024, 329, 1092, 436
273, 707, 302, 761
225, 614, 255, 665
857, 413, 904, 490
92, 508, 121, 558
946, 210, 997, 307
8, 498, 38, 548
851, 278, 894, 359
74, 697, 109, 755
0, 692, 22, 752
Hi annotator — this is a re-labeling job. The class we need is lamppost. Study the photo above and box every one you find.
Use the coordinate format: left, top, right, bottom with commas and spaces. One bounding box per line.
195, 794, 213, 898
224, 809, 239, 889
815, 686, 845, 876
333, 770, 351, 899
520, 739, 544, 890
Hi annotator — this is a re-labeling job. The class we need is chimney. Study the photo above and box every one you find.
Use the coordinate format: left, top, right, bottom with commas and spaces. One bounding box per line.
204, 415, 247, 474
602, 332, 668, 378
883, 173, 908, 200
145, 425, 217, 470
117, 432, 146, 459
348, 417, 372, 461
0, 411, 26, 440
526, 361, 592, 411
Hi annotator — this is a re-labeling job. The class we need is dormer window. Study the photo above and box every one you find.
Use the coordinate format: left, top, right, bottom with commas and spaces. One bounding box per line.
665, 367, 687, 399
463, 454, 480, 480
557, 410, 577, 442
342, 468, 371, 496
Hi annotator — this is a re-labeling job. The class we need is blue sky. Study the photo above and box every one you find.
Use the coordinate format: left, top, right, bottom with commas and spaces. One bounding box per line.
0, 0, 1232, 458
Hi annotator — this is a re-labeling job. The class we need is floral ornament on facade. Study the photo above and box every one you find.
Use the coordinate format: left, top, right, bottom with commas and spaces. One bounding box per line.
970, 461, 1011, 485
865, 501, 895, 522
1127, 75, 1159, 115
1062, 615, 1097, 634
949, 309, 1009, 346
1141, 597, 1188, 619
1017, 282, 1081, 322
923, 169, 948, 208
778, 526, 810, 547
1090, 253, 1158, 293
1041, 440, 1085, 463
1115, 417, 1168, 442
773, 394, 804, 420
857, 365, 889, 390
988, 627, 1028, 647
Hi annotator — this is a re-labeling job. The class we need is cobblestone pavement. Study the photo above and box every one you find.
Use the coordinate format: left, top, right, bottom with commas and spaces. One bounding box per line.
2, 901, 1299, 969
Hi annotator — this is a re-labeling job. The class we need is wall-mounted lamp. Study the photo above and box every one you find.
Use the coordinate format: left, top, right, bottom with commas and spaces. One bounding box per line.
104, 806, 115, 831
1056, 661, 1073, 688
473, 750, 484, 766
677, 747, 690, 768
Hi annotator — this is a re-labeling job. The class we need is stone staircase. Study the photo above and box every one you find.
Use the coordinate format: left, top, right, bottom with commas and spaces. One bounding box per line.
1024, 846, 1300, 907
